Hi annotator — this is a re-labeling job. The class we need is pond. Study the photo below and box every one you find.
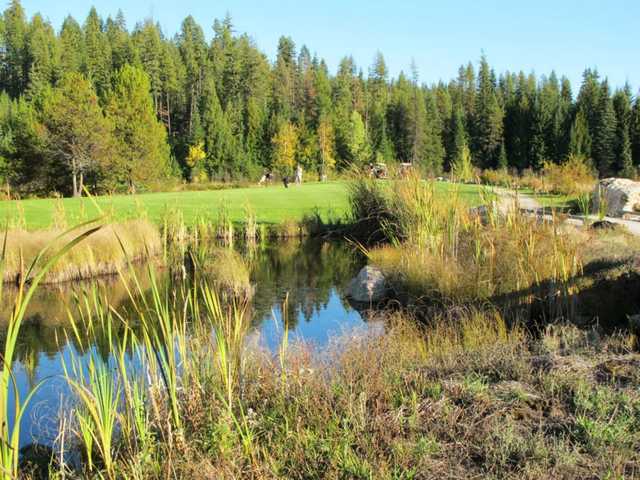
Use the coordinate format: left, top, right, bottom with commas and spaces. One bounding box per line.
1, 239, 371, 450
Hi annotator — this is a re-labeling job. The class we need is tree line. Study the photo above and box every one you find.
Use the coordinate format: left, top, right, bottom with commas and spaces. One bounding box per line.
0, 0, 639, 196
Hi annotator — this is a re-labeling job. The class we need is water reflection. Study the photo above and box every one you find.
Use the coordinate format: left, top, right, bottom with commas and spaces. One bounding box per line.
1, 239, 368, 448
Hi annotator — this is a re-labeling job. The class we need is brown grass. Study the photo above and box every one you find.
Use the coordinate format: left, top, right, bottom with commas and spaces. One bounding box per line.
2, 219, 161, 284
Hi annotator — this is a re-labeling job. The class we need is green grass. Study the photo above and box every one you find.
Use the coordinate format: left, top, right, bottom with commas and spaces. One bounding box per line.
0, 181, 486, 231
517, 188, 578, 210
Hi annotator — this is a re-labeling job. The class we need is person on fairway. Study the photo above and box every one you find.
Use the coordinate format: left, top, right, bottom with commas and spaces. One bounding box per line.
295, 164, 303, 185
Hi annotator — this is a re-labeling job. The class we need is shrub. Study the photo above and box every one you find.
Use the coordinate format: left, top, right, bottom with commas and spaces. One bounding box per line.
542, 155, 596, 195
480, 168, 516, 187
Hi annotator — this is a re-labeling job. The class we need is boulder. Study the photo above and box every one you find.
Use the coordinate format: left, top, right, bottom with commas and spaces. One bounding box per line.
347, 266, 387, 302
593, 178, 640, 218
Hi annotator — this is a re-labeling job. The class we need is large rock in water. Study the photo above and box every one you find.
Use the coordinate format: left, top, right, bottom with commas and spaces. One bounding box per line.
593, 178, 640, 218
347, 266, 387, 302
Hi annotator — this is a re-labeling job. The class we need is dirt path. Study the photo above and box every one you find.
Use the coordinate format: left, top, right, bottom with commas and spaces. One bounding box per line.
493, 187, 640, 236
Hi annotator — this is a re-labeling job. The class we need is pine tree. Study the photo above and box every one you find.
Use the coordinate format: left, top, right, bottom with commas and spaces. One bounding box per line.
41, 72, 115, 196
83, 7, 112, 99
452, 143, 474, 183
1, 0, 28, 96
368, 51, 391, 161
448, 106, 467, 171
106, 65, 170, 191
59, 16, 85, 76
106, 11, 134, 72
423, 90, 445, 174
201, 78, 239, 180
592, 80, 617, 176
613, 86, 634, 177
272, 36, 296, 121
25, 14, 59, 91
632, 95, 640, 168
473, 55, 503, 168
178, 16, 208, 138
133, 20, 164, 114
568, 109, 592, 160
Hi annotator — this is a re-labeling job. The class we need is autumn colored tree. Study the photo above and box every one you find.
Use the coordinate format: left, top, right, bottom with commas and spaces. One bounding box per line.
271, 121, 298, 175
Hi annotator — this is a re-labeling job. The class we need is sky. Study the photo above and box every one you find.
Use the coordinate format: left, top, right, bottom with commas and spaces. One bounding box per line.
21, 0, 640, 92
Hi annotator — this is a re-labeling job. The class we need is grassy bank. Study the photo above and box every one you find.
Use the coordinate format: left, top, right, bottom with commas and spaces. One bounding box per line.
2, 219, 161, 284
13, 279, 640, 479
0, 181, 486, 231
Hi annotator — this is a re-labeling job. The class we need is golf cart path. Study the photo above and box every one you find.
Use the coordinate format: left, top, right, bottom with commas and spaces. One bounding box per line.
493, 187, 640, 236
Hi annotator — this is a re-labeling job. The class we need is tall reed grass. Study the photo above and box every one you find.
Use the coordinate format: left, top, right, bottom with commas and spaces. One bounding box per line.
350, 175, 582, 320
1, 220, 103, 480
2, 219, 161, 284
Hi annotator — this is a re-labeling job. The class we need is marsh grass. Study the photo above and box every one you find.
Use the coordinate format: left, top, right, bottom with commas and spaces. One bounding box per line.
6, 251, 640, 479
352, 175, 582, 320
2, 219, 161, 284
50, 302, 639, 479
0, 221, 103, 480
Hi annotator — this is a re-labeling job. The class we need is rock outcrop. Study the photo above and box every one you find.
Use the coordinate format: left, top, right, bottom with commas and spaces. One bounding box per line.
593, 178, 640, 219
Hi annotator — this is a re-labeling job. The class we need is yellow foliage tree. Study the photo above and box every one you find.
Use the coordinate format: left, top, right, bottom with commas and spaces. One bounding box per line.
318, 117, 335, 176
271, 121, 298, 175
186, 142, 207, 182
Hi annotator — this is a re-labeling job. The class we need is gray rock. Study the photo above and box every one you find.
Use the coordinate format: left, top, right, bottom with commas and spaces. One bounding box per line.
593, 178, 640, 218
347, 266, 387, 302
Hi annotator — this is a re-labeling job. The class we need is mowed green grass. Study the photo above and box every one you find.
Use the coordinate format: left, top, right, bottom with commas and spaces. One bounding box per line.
0, 180, 487, 230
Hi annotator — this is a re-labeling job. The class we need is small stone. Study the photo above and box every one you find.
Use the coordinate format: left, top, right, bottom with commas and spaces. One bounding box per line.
347, 266, 387, 302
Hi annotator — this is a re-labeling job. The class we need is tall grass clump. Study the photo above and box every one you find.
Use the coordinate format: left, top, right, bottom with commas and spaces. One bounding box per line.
352, 174, 582, 320
2, 219, 161, 284
0, 221, 102, 480
347, 178, 394, 244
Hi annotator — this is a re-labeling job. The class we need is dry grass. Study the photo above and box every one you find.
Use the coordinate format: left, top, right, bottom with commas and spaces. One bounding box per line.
355, 176, 581, 319
2, 219, 161, 284
34, 303, 637, 479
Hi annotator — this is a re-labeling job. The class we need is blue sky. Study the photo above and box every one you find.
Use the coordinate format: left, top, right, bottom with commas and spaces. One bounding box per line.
22, 0, 639, 92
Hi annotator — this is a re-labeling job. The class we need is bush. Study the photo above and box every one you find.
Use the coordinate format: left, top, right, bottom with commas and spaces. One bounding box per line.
480, 168, 516, 187
542, 155, 596, 195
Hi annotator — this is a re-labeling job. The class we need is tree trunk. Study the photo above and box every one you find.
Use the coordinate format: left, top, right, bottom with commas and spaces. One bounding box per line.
72, 158, 80, 197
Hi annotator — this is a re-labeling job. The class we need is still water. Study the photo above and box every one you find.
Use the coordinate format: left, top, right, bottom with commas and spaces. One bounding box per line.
1, 239, 370, 449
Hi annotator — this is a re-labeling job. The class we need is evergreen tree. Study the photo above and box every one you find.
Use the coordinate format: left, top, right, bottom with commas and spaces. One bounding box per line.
592, 80, 617, 176
1, 0, 28, 96
568, 109, 592, 160
368, 51, 392, 161
106, 65, 170, 191
272, 36, 296, 121
613, 86, 634, 177
178, 16, 208, 138
448, 106, 467, 171
59, 16, 85, 76
83, 7, 112, 98
473, 55, 503, 168
201, 78, 239, 180
25, 14, 59, 91
41, 72, 115, 196
631, 95, 640, 168
106, 11, 134, 72
423, 89, 445, 174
